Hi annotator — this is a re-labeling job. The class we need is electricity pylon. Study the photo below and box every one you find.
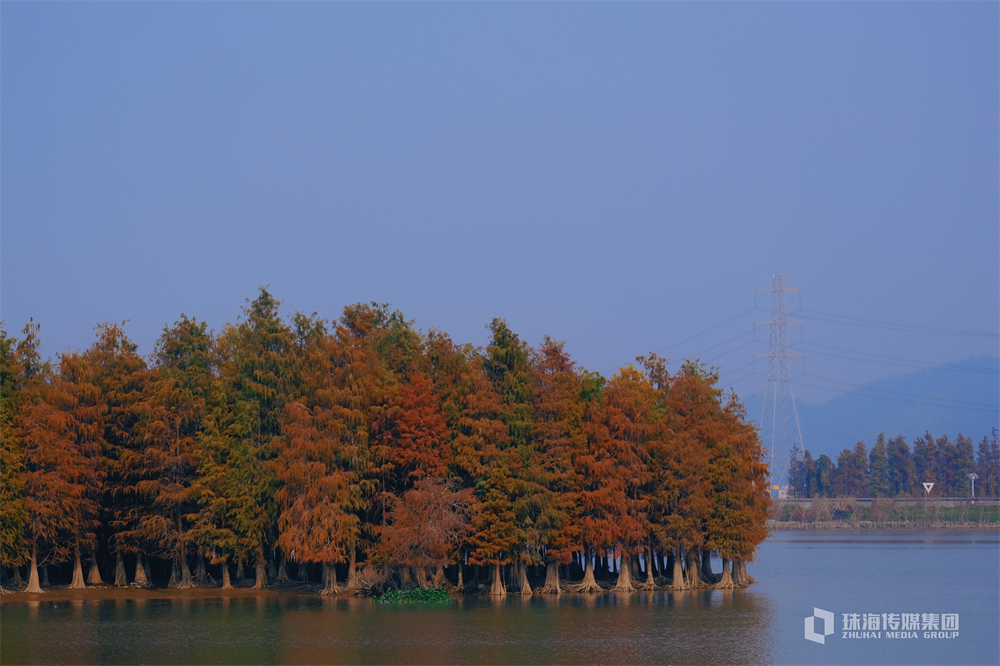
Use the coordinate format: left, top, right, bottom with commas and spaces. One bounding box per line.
757, 276, 804, 497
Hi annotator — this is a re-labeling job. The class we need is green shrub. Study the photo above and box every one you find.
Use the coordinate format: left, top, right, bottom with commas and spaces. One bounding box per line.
373, 587, 453, 604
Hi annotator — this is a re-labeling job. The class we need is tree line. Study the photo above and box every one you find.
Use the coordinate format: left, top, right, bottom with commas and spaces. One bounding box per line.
787, 429, 1000, 500
1, 289, 770, 596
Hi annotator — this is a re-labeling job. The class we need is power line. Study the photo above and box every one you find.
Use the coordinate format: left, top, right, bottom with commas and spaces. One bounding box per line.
794, 308, 999, 338
795, 379, 998, 414
795, 341, 999, 375
799, 373, 998, 412
655, 307, 758, 354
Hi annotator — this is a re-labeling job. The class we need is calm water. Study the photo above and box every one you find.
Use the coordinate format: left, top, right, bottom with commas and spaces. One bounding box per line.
2, 531, 997, 665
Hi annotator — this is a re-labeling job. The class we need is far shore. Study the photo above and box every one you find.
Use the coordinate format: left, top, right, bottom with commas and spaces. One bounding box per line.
768, 520, 1000, 531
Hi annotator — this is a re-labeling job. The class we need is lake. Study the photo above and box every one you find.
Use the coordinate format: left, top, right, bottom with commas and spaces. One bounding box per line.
2, 531, 997, 665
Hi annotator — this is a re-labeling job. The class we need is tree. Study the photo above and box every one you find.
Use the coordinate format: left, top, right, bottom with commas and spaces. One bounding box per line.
833, 442, 868, 497
913, 432, 938, 488
0, 321, 45, 589
886, 435, 916, 498
376, 477, 474, 584
868, 434, 890, 498
192, 288, 290, 588
482, 318, 538, 594
86, 323, 152, 587
23, 352, 106, 591
975, 430, 1000, 498
118, 317, 211, 588
529, 337, 586, 594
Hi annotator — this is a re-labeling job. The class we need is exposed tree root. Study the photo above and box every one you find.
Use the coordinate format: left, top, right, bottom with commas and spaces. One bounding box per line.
510, 562, 532, 596
610, 553, 637, 592
536, 562, 562, 594
486, 564, 506, 596
733, 560, 756, 587
714, 557, 735, 589
321, 564, 340, 595
69, 551, 87, 589
684, 551, 706, 588
566, 550, 604, 593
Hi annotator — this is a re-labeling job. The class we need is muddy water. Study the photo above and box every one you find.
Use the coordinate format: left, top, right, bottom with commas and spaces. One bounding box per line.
1, 531, 997, 665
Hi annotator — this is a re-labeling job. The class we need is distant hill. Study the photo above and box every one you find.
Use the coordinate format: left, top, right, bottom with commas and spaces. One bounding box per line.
741, 356, 999, 461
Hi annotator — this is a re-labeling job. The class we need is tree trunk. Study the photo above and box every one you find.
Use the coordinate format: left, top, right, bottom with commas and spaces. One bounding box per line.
570, 546, 603, 593
611, 551, 636, 592
488, 563, 506, 596
733, 559, 756, 587
221, 559, 233, 590
276, 552, 290, 583
538, 561, 562, 594
684, 550, 704, 588
114, 552, 128, 587
346, 549, 360, 590
88, 559, 103, 585
715, 557, 735, 589
13, 566, 25, 589
671, 548, 687, 590
143, 556, 152, 584
515, 561, 532, 596
254, 553, 267, 589
39, 565, 48, 588
133, 553, 150, 588
700, 550, 716, 584
415, 566, 429, 589
296, 561, 309, 582
456, 565, 464, 590
433, 566, 446, 588
321, 563, 339, 595
236, 559, 245, 581
181, 554, 196, 588
69, 548, 87, 589
640, 546, 657, 590
25, 544, 43, 593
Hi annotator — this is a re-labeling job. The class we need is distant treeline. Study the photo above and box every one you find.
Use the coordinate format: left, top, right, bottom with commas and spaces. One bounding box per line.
787, 430, 1000, 499
1, 288, 770, 596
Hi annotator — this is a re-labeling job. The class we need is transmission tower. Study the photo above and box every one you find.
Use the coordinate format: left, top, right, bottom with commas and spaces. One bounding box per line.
757, 276, 804, 497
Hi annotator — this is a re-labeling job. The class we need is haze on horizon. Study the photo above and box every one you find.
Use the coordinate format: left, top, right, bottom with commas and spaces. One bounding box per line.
2, 3, 997, 420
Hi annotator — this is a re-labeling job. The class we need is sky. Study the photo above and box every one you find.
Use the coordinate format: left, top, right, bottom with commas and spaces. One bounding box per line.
2, 2, 997, 419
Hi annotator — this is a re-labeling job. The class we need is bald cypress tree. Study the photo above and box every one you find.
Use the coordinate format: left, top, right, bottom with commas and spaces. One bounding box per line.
87, 323, 152, 587
23, 352, 106, 591
193, 289, 290, 588
530, 337, 586, 594
0, 322, 45, 591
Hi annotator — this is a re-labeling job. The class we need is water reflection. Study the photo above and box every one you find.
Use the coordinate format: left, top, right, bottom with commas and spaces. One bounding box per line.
1, 589, 775, 665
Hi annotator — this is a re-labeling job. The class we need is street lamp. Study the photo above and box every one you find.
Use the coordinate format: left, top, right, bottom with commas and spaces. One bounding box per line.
969, 473, 979, 501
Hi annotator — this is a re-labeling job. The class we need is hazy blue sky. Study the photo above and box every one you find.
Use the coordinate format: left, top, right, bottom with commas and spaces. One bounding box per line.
2, 2, 997, 414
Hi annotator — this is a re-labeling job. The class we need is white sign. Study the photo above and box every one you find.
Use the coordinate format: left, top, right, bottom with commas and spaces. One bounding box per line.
922, 482, 934, 494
